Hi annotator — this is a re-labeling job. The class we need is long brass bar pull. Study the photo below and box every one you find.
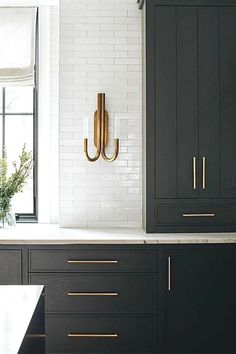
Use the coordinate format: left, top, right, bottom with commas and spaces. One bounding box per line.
67, 260, 118, 264
168, 257, 171, 292
193, 157, 197, 190
67, 292, 118, 296
183, 213, 215, 217
202, 157, 206, 190
26, 334, 46, 338
68, 333, 118, 338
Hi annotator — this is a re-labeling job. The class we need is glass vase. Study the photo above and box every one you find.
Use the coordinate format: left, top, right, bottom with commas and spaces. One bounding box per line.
0, 210, 16, 229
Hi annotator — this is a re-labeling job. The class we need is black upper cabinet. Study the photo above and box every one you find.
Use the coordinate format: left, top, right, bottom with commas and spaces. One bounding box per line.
146, 2, 236, 232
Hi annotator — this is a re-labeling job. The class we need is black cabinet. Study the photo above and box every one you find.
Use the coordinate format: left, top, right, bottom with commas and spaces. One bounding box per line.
0, 250, 22, 284
159, 245, 236, 354
146, 1, 236, 232
28, 245, 157, 354
1, 242, 236, 354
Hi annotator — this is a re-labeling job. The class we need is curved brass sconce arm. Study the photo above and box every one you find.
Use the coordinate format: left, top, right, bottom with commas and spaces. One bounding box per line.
101, 139, 119, 162
84, 93, 119, 162
84, 94, 102, 162
84, 138, 101, 162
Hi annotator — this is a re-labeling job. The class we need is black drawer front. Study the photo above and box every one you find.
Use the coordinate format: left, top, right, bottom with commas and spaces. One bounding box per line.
29, 274, 156, 314
29, 250, 156, 272
46, 316, 155, 353
156, 206, 236, 226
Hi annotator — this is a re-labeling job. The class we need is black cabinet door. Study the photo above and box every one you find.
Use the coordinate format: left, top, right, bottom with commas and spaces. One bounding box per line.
160, 247, 236, 354
153, 5, 236, 202
153, 6, 198, 200
198, 7, 236, 199
219, 7, 236, 198
0, 250, 22, 284
198, 7, 220, 198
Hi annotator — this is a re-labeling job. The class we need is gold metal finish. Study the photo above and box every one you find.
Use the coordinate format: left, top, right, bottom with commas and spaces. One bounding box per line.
84, 93, 119, 162
168, 257, 171, 291
68, 333, 118, 338
100, 93, 119, 162
182, 213, 215, 217
202, 157, 206, 190
26, 334, 46, 338
67, 260, 118, 264
193, 157, 197, 190
67, 292, 118, 296
94, 111, 108, 148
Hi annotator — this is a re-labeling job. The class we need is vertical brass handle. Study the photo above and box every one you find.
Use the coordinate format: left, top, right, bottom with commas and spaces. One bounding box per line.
202, 157, 206, 190
193, 157, 197, 190
168, 257, 171, 291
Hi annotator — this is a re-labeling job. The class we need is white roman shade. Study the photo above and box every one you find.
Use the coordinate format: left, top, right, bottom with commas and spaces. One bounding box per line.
0, 7, 37, 86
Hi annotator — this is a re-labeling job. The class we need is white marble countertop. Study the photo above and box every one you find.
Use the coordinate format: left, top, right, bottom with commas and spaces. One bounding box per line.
0, 224, 236, 244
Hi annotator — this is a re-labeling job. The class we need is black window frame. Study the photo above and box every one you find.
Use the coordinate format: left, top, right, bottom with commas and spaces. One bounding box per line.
0, 8, 38, 223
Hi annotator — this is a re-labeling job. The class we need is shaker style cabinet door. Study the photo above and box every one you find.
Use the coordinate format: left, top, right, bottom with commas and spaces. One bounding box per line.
199, 7, 236, 199
160, 247, 236, 354
153, 6, 198, 200
218, 7, 236, 198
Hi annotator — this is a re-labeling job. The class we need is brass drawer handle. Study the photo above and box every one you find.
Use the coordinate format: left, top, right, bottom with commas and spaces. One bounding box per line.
26, 334, 46, 338
67, 292, 118, 296
182, 213, 215, 217
67, 260, 118, 264
68, 333, 118, 338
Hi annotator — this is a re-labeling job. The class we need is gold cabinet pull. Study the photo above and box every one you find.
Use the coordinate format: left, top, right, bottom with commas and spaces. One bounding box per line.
26, 334, 46, 338
67, 260, 118, 264
193, 157, 197, 190
202, 156, 206, 190
182, 213, 215, 217
67, 292, 118, 296
168, 257, 171, 292
68, 333, 118, 338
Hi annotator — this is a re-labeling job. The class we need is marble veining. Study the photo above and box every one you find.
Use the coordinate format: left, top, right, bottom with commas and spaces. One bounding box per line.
0, 224, 236, 244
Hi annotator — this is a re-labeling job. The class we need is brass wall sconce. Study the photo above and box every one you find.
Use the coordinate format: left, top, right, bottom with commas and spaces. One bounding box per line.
83, 93, 119, 162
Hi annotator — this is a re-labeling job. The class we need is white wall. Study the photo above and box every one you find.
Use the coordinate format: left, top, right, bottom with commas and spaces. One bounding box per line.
59, 0, 142, 228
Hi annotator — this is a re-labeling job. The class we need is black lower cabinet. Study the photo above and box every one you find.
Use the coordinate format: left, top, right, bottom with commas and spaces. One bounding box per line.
28, 245, 157, 354
1, 244, 236, 354
160, 245, 236, 354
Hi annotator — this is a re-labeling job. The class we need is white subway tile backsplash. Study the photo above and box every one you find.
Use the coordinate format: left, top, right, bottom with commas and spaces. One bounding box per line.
59, 0, 142, 228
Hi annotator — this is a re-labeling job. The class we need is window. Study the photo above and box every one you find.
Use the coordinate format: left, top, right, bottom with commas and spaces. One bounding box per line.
0, 7, 38, 222
0, 86, 37, 221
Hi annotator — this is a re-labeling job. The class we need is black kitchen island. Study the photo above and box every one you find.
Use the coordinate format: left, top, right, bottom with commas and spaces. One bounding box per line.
0, 285, 45, 354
